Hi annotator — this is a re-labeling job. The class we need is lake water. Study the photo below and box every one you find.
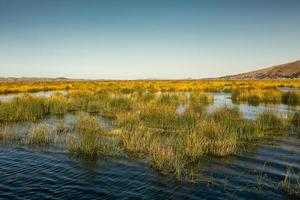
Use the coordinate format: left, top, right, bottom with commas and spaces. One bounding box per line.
0, 91, 299, 199
0, 91, 67, 102
208, 93, 299, 120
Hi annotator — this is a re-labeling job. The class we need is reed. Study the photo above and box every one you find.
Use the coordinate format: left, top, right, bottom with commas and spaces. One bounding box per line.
0, 95, 48, 122
121, 125, 153, 153
281, 166, 300, 198
148, 136, 187, 179
28, 124, 52, 145
140, 105, 198, 132
189, 92, 213, 105
188, 92, 212, 114
290, 111, 300, 128
156, 93, 180, 106
68, 114, 103, 156
148, 137, 175, 174
232, 89, 282, 104
256, 111, 287, 133
282, 92, 300, 105
47, 93, 68, 114
195, 120, 237, 157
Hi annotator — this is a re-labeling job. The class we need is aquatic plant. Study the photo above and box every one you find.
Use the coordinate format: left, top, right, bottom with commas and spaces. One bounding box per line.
0, 125, 23, 143
282, 91, 299, 105
290, 111, 300, 130
196, 120, 237, 157
47, 94, 68, 115
28, 124, 52, 145
0, 95, 48, 122
232, 88, 282, 104
148, 136, 187, 179
256, 111, 287, 133
188, 92, 212, 113
68, 114, 103, 156
121, 126, 153, 153
156, 93, 181, 106
281, 166, 300, 199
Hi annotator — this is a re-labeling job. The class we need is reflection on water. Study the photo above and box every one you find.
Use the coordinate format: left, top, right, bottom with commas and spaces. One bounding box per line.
208, 93, 299, 120
0, 90, 67, 102
0, 137, 299, 199
278, 87, 300, 92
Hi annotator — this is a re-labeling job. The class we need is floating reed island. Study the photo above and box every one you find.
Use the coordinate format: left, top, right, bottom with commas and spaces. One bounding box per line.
0, 80, 299, 193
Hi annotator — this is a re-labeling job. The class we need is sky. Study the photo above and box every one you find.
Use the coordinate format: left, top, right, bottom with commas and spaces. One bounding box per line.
0, 0, 300, 79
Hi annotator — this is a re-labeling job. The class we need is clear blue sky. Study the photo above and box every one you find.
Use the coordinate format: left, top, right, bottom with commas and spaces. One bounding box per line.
0, 0, 300, 79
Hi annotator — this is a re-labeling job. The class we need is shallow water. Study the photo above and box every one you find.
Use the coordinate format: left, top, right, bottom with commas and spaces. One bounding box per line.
0, 90, 67, 102
278, 87, 300, 92
0, 135, 299, 199
0, 92, 299, 199
208, 93, 299, 120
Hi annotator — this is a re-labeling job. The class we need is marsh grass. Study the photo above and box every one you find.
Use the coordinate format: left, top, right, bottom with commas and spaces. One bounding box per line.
256, 111, 287, 133
68, 113, 120, 157
68, 114, 103, 156
281, 166, 300, 198
194, 120, 237, 157
0, 125, 23, 143
232, 89, 282, 104
156, 93, 181, 106
28, 124, 52, 145
47, 94, 68, 115
121, 126, 153, 153
282, 92, 300, 105
0, 95, 47, 122
140, 105, 197, 132
0, 79, 299, 181
188, 92, 212, 114
290, 111, 300, 127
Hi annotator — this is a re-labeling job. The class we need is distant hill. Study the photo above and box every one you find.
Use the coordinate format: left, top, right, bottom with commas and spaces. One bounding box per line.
220, 60, 300, 80
0, 77, 73, 82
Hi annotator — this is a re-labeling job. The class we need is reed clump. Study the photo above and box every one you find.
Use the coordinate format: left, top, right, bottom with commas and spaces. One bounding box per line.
148, 137, 175, 174
290, 111, 300, 128
189, 92, 213, 105
186, 119, 237, 157
282, 92, 300, 105
28, 124, 52, 145
232, 89, 282, 105
256, 111, 287, 133
0, 95, 48, 122
281, 167, 300, 199
188, 92, 212, 113
121, 126, 153, 153
47, 94, 68, 115
68, 114, 103, 156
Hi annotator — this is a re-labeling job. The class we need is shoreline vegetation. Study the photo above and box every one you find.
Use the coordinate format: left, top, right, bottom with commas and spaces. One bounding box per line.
0, 80, 299, 195
0, 80, 299, 105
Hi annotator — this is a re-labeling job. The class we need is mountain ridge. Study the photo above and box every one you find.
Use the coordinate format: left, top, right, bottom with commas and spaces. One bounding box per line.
220, 60, 300, 80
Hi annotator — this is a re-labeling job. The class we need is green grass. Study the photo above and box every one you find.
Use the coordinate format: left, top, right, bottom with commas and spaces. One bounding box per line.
291, 111, 300, 127
282, 92, 300, 105
68, 114, 104, 157
192, 119, 237, 157
156, 93, 181, 106
256, 111, 287, 133
47, 93, 68, 114
189, 92, 212, 113
0, 95, 48, 122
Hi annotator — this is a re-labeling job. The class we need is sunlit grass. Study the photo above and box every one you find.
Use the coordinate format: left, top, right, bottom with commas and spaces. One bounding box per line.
0, 95, 48, 122
28, 124, 52, 145
0, 79, 299, 180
